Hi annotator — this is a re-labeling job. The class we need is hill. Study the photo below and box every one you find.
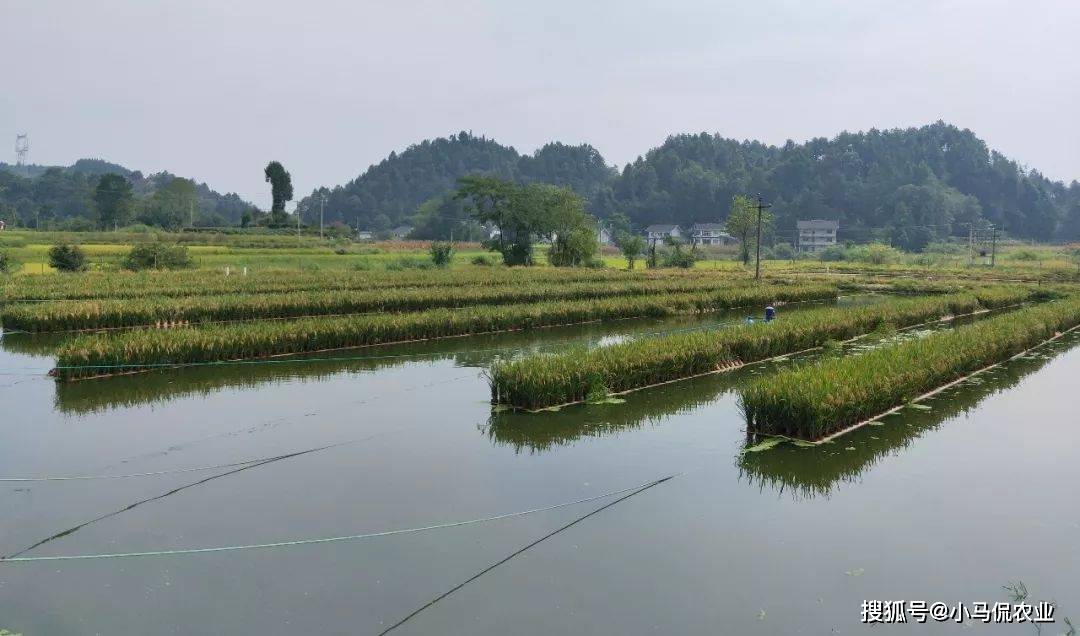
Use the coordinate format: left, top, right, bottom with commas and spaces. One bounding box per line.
0, 159, 253, 229
300, 123, 1080, 247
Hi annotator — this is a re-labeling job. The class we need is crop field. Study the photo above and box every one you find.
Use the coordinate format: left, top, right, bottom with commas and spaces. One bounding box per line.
3, 252, 1080, 635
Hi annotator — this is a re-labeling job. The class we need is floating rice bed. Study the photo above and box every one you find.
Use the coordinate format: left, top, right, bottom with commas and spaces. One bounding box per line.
738, 296, 1080, 442
2, 278, 824, 332
51, 283, 837, 379
4, 267, 727, 303
487, 287, 1049, 410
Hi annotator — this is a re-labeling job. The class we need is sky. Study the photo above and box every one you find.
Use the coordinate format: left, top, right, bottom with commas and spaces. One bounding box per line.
2, 0, 1078, 208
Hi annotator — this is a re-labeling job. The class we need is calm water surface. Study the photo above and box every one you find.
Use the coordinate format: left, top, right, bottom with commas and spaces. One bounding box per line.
0, 300, 1077, 635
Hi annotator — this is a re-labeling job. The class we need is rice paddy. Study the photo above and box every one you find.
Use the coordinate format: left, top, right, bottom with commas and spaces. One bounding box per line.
487, 287, 1046, 409
738, 295, 1080, 441
51, 282, 836, 378
3, 257, 1080, 635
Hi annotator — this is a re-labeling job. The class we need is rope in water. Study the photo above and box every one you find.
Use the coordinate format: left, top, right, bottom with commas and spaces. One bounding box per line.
0, 441, 356, 481
376, 473, 679, 635
0, 474, 679, 563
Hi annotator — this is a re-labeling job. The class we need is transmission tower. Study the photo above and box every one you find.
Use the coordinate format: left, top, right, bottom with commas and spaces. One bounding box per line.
15, 134, 29, 167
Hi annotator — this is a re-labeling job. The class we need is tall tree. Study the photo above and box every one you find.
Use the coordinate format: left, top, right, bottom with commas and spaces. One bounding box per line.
92, 173, 134, 229
264, 161, 293, 226
726, 195, 772, 265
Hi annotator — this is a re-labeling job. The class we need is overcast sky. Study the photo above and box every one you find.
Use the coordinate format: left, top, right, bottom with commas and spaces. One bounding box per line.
3, 0, 1078, 207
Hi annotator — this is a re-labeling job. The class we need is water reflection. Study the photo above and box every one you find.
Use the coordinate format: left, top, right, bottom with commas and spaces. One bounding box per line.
737, 330, 1080, 499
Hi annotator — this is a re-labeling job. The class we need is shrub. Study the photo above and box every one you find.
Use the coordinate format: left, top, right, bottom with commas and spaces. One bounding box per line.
771, 243, 796, 260
661, 245, 697, 268
471, 254, 495, 266
121, 242, 193, 271
0, 251, 16, 274
817, 246, 847, 262
1009, 249, 1041, 261
48, 244, 88, 272
429, 241, 455, 268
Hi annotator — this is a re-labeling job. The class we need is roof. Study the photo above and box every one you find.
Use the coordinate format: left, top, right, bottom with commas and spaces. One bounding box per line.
691, 223, 726, 231
390, 225, 413, 233
797, 219, 839, 230
644, 224, 680, 233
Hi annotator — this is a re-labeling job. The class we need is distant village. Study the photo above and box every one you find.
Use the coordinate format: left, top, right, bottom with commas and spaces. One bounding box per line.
356, 219, 840, 254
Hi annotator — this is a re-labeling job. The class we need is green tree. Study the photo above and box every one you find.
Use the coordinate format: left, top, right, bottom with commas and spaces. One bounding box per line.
48, 244, 88, 272
726, 195, 772, 265
429, 241, 455, 267
617, 232, 646, 270
121, 242, 193, 270
137, 178, 196, 230
264, 161, 293, 226
92, 174, 134, 229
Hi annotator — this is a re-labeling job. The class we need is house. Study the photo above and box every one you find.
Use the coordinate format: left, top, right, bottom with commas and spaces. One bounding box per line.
797, 219, 839, 253
355, 230, 373, 241
644, 224, 683, 244
389, 225, 413, 240
690, 223, 735, 246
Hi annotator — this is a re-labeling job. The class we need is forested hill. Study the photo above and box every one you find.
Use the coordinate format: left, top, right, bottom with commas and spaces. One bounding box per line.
302, 132, 617, 232
0, 159, 253, 229
301, 123, 1080, 247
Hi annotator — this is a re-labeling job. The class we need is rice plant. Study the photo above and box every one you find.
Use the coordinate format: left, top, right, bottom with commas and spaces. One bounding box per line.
3, 278, 834, 332
52, 282, 836, 379
739, 296, 1080, 441
488, 288, 1044, 409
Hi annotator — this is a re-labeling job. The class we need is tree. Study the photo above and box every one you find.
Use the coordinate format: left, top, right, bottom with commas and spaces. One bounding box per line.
429, 241, 455, 267
48, 244, 88, 272
121, 242, 193, 270
726, 195, 772, 265
92, 174, 134, 229
618, 233, 646, 270
137, 178, 196, 230
264, 161, 293, 226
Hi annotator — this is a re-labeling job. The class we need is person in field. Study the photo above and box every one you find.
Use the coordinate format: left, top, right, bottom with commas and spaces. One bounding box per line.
764, 304, 776, 322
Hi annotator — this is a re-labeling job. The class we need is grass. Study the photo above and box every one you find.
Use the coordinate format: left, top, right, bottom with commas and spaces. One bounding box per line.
487, 287, 1049, 409
2, 278, 825, 332
52, 282, 836, 378
738, 295, 1080, 440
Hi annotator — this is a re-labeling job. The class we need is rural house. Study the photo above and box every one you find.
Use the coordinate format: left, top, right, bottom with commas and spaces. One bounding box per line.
690, 223, 735, 246
797, 219, 840, 253
644, 224, 683, 244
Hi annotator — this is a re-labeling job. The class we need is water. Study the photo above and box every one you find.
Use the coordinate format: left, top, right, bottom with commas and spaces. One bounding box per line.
0, 301, 1077, 635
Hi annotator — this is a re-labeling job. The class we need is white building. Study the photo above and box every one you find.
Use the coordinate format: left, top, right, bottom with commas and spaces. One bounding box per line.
797, 219, 839, 253
690, 223, 735, 246
644, 224, 683, 244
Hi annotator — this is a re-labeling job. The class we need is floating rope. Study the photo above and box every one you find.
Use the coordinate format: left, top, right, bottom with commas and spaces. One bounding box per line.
0, 474, 679, 563
377, 473, 678, 634
0, 440, 356, 481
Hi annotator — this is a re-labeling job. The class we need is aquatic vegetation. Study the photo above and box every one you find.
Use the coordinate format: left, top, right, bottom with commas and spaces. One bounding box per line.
3, 278, 830, 332
739, 296, 1080, 441
488, 288, 1042, 409
53, 283, 835, 379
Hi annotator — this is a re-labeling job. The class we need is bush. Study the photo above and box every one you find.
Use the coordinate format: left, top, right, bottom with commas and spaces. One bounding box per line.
121, 242, 193, 271
848, 243, 902, 265
48, 244, 88, 272
661, 244, 697, 269
429, 241, 455, 268
1009, 249, 1041, 261
771, 243, 796, 260
0, 251, 17, 274
817, 246, 847, 262
471, 254, 495, 266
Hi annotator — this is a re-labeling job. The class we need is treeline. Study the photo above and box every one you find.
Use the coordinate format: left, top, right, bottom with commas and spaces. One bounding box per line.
0, 159, 252, 230
299, 123, 1080, 248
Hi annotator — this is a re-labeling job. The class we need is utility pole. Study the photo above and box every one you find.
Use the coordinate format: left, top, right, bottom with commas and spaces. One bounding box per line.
990, 225, 998, 267
296, 202, 301, 243
189, 200, 194, 228
968, 224, 974, 266
319, 194, 326, 240
754, 194, 771, 281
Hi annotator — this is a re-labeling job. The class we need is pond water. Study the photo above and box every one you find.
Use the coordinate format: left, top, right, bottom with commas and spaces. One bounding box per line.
0, 298, 1077, 635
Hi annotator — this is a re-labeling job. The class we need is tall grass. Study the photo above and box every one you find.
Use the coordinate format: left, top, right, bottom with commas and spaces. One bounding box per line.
739, 296, 1080, 440
3, 278, 828, 332
53, 283, 836, 378
488, 287, 1046, 409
